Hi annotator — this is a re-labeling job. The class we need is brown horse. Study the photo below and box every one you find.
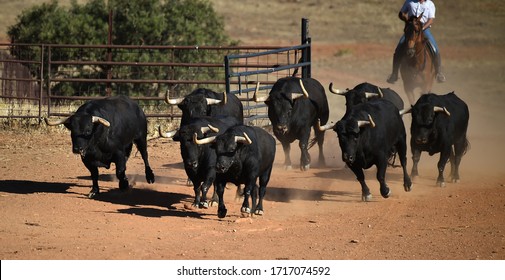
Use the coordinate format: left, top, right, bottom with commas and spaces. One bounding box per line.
400, 13, 436, 105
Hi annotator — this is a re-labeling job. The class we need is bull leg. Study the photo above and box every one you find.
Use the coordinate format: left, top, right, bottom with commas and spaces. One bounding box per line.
397, 138, 412, 192
191, 180, 203, 208
314, 128, 326, 167
84, 161, 100, 199
451, 142, 466, 183
299, 135, 311, 171
281, 142, 292, 170
411, 148, 422, 179
114, 152, 129, 191
349, 165, 371, 202
198, 170, 216, 208
255, 167, 272, 215
241, 179, 256, 217
436, 148, 451, 187
376, 159, 391, 199
134, 138, 155, 184
215, 179, 227, 218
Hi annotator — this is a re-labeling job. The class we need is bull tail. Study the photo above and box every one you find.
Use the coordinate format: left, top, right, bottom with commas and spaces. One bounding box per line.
308, 137, 317, 150
462, 137, 470, 156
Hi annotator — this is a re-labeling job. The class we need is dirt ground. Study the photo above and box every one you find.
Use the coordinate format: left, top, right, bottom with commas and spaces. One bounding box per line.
1, 0, 505, 260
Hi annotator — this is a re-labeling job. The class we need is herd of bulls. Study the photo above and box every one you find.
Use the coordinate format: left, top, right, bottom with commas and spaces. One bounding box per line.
44, 76, 469, 218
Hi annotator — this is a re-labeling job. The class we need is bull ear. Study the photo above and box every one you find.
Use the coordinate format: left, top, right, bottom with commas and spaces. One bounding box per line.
165, 89, 184, 105
92, 116, 110, 127
357, 114, 376, 128
434, 106, 451, 116
235, 132, 252, 145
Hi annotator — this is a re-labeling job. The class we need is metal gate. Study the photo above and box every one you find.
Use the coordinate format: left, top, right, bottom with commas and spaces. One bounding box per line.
0, 19, 311, 126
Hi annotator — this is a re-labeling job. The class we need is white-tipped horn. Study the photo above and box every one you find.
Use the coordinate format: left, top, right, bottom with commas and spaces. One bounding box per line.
377, 87, 384, 98
399, 107, 412, 115
329, 82, 345, 95
92, 116, 110, 127
193, 133, 216, 145
158, 126, 178, 138
165, 89, 184, 105
253, 82, 269, 102
206, 97, 222, 105
200, 124, 220, 134
316, 119, 334, 131
222, 92, 227, 104
357, 114, 376, 128
44, 116, 69, 126
298, 79, 309, 98
434, 106, 451, 116
364, 92, 380, 99
235, 132, 252, 145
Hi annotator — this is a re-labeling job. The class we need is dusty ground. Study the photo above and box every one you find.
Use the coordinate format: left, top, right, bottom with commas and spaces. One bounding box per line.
1, 0, 505, 260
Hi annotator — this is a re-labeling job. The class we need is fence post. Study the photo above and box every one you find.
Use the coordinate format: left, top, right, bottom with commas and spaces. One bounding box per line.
224, 55, 230, 94
301, 18, 311, 79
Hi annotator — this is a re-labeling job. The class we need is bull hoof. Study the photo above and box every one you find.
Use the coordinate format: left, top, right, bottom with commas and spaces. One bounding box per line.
404, 183, 413, 192
119, 180, 130, 191
88, 191, 98, 199
362, 194, 372, 202
437, 181, 446, 188
300, 164, 310, 171
254, 209, 264, 216
241, 207, 251, 214
209, 200, 219, 207
199, 201, 209, 209
217, 207, 227, 219
284, 165, 292, 170
452, 178, 460, 183
381, 188, 391, 198
145, 169, 155, 184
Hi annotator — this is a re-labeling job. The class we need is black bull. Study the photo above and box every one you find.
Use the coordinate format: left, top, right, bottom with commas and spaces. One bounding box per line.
165, 88, 244, 125
195, 125, 276, 218
404, 92, 470, 187
259, 77, 329, 171
319, 99, 412, 201
159, 115, 241, 208
45, 95, 155, 198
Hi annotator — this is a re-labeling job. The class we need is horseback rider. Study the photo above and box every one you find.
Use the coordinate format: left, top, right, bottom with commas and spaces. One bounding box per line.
387, 0, 446, 84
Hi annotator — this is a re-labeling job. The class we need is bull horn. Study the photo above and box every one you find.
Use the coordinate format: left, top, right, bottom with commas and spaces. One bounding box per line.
206, 97, 222, 105
200, 124, 219, 134
434, 106, 451, 116
193, 133, 216, 145
364, 92, 379, 99
253, 81, 269, 102
158, 126, 178, 138
92, 116, 110, 127
399, 107, 412, 115
44, 116, 69, 126
357, 114, 376, 128
316, 119, 334, 131
377, 87, 384, 98
298, 79, 309, 99
235, 132, 252, 145
165, 89, 184, 105
329, 82, 345, 95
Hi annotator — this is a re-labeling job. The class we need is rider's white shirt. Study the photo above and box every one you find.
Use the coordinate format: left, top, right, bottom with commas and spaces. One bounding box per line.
400, 0, 436, 24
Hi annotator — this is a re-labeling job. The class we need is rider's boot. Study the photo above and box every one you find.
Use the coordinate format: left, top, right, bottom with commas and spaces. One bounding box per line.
387, 50, 401, 84
434, 52, 446, 83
